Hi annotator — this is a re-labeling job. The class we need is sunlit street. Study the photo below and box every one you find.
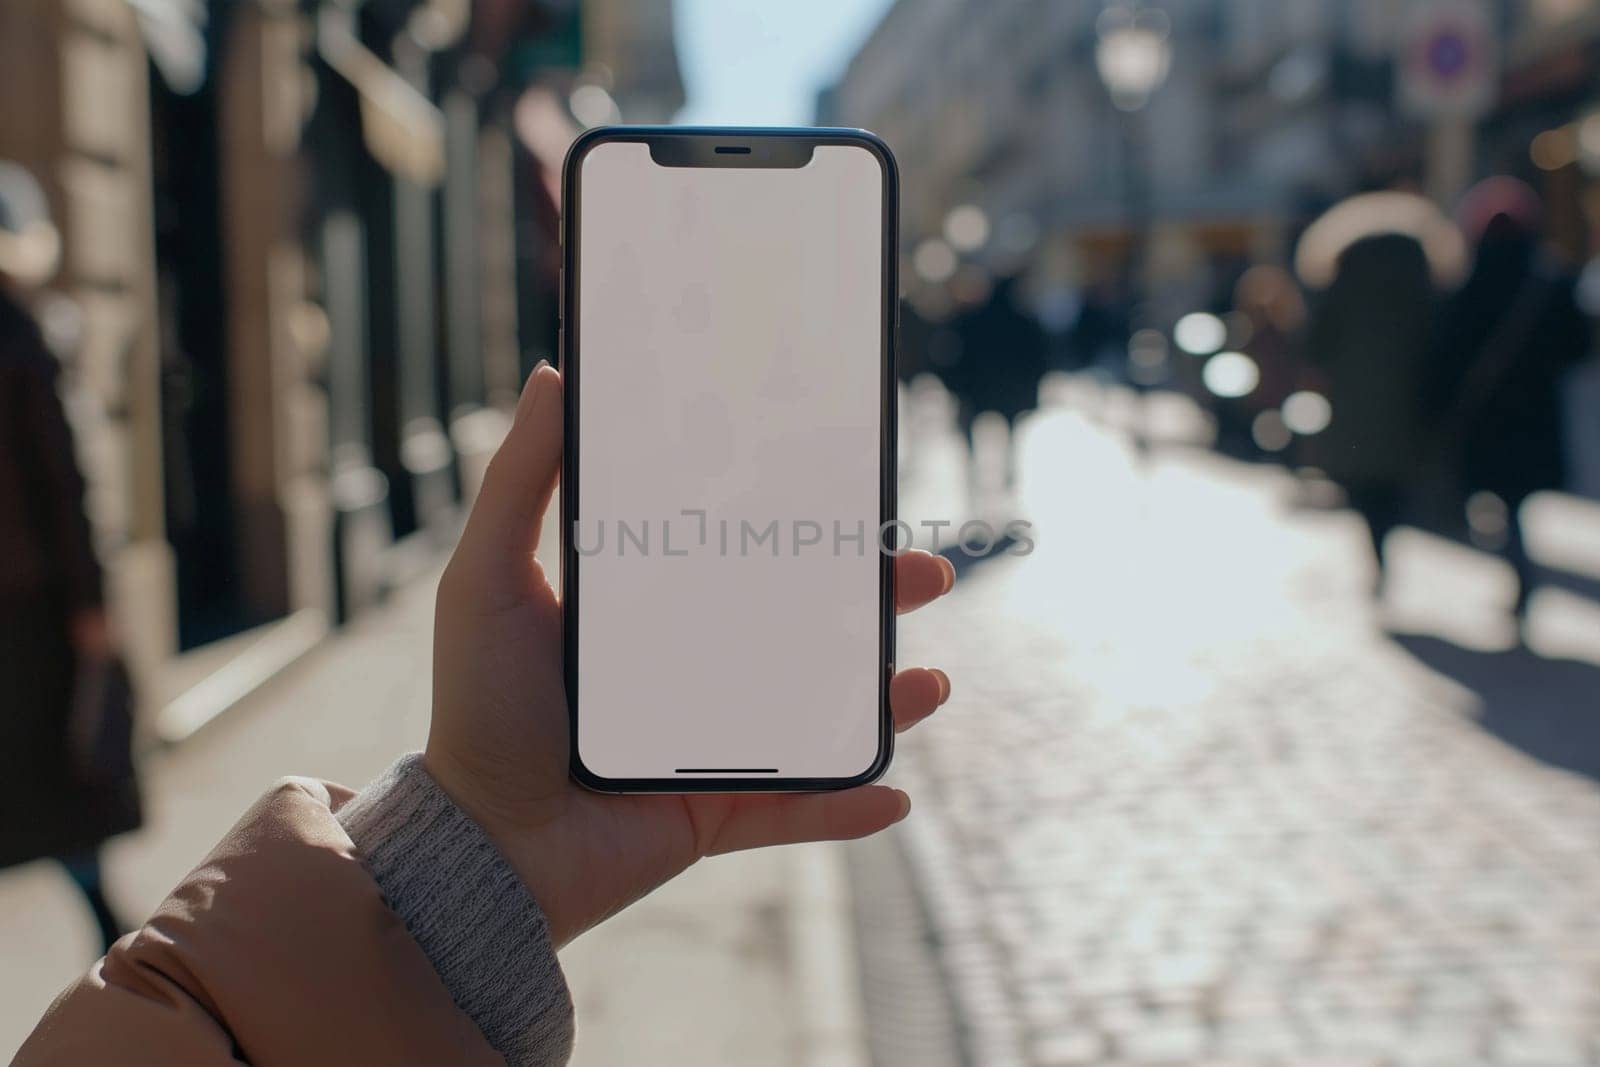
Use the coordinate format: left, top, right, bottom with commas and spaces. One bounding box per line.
889, 378, 1600, 1065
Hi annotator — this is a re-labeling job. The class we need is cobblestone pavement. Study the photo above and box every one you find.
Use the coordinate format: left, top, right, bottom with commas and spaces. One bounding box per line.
890, 381, 1600, 1066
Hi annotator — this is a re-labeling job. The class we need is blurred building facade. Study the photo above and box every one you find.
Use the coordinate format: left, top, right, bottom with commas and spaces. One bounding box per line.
0, 0, 679, 736
585, 0, 686, 124
829, 0, 1600, 307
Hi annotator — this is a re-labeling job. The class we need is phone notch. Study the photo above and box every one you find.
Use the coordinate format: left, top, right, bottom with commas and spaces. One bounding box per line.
648, 135, 814, 169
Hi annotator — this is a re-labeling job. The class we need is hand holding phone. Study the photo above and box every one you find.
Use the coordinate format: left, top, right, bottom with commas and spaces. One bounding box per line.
423, 364, 954, 947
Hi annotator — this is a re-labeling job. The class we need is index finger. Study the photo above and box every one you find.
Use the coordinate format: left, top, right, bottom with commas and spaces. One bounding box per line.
895, 550, 955, 614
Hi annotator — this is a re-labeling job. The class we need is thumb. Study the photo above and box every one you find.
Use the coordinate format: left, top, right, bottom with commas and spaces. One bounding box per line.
457, 363, 563, 576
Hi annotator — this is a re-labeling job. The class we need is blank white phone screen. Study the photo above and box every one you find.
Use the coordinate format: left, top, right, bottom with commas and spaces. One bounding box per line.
573, 140, 887, 783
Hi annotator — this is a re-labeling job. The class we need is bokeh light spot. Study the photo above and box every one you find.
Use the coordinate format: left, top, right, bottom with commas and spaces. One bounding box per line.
912, 239, 958, 284
943, 205, 990, 254
1173, 312, 1226, 356
1202, 352, 1260, 399
1252, 410, 1292, 452
1282, 390, 1333, 435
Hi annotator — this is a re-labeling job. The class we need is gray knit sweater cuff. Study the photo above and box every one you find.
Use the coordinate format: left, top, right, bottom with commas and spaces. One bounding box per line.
338, 754, 574, 1065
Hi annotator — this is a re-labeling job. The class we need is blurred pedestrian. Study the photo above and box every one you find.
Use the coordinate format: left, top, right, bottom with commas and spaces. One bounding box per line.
1305, 233, 1438, 590
1066, 277, 1131, 375
1221, 264, 1307, 458
1235, 265, 1307, 415
17, 365, 956, 1064
1434, 177, 1589, 618
946, 272, 1047, 504
0, 162, 137, 952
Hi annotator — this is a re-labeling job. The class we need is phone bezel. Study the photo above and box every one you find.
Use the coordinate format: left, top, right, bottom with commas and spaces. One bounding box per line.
559, 126, 899, 794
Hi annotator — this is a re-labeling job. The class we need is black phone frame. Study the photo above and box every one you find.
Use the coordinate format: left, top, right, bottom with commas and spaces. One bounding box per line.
559, 126, 900, 794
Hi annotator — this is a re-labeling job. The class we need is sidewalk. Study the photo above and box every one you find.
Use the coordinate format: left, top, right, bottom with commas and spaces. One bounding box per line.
0, 545, 864, 1064
890, 377, 1600, 1065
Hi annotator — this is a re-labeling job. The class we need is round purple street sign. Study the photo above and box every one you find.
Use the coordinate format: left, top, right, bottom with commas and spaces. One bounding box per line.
1424, 27, 1473, 81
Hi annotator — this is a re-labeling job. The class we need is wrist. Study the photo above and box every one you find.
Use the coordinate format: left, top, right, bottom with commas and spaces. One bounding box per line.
337, 755, 576, 1060
419, 747, 581, 947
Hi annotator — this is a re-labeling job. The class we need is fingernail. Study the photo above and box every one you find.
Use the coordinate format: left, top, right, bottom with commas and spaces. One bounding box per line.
931, 668, 951, 705
514, 362, 553, 422
938, 556, 956, 594
893, 791, 912, 822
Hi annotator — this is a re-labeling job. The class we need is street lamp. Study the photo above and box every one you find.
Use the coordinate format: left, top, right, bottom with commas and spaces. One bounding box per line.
1094, 2, 1171, 395
1094, 3, 1173, 112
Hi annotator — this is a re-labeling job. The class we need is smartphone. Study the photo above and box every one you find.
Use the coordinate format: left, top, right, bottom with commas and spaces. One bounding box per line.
560, 126, 898, 793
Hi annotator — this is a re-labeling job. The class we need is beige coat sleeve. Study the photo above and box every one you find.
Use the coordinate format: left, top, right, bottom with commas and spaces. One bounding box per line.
16, 778, 503, 1066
